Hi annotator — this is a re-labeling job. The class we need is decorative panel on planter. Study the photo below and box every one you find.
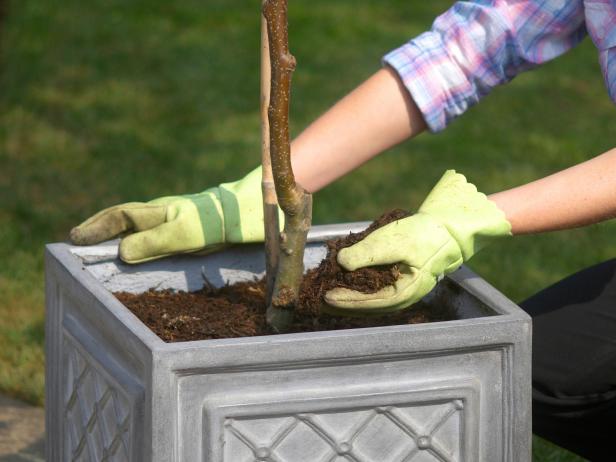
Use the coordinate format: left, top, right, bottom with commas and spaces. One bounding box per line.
219, 389, 473, 461
222, 400, 467, 462
64, 336, 132, 462
46, 223, 531, 462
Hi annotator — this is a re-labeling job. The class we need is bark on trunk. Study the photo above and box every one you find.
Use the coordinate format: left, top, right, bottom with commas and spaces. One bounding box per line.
260, 3, 280, 301
262, 0, 312, 332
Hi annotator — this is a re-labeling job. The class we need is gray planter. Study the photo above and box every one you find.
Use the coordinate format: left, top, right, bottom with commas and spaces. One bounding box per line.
45, 223, 531, 462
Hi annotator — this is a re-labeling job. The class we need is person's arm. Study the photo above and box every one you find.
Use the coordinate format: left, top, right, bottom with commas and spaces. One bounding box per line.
489, 147, 616, 235
291, 67, 427, 193
292, 0, 587, 193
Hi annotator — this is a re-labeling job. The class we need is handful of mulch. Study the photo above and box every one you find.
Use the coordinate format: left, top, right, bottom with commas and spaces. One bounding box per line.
298, 208, 409, 315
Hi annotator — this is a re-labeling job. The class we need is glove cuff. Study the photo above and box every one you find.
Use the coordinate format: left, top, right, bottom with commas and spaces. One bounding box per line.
217, 167, 263, 243
418, 170, 511, 260
217, 167, 285, 243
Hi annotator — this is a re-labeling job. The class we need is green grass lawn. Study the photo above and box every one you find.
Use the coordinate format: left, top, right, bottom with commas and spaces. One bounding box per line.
1, 1, 613, 459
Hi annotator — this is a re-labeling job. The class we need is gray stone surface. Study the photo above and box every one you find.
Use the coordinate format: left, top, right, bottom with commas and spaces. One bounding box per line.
0, 394, 44, 461
45, 223, 532, 461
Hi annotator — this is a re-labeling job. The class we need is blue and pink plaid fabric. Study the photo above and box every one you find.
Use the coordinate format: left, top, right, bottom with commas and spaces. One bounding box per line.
384, 0, 616, 132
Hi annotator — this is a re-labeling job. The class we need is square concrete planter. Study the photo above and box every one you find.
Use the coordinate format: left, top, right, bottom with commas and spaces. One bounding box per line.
45, 223, 531, 462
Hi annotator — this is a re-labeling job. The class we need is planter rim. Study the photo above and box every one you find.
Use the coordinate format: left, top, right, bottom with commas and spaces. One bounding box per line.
46, 222, 530, 354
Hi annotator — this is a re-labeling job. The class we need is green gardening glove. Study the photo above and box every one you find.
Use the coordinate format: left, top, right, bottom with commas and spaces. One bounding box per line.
324, 170, 511, 314
70, 167, 281, 263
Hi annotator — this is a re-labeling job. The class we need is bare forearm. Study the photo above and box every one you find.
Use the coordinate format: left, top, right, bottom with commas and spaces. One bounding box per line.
291, 67, 427, 193
284, 66, 616, 238
489, 147, 616, 235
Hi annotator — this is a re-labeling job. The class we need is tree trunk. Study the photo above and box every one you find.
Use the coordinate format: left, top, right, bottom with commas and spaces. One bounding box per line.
260, 2, 279, 301
262, 0, 312, 333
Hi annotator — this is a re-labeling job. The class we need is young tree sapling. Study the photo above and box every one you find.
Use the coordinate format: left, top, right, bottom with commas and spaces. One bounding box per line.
262, 0, 313, 333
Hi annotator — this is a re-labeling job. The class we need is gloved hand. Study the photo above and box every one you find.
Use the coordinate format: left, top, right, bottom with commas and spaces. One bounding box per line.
70, 167, 281, 263
325, 170, 511, 314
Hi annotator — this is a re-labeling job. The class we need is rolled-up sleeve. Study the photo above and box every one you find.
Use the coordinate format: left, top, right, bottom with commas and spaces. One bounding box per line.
384, 0, 587, 132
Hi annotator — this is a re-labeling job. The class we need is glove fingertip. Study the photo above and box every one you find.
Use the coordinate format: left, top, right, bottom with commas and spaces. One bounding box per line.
323, 287, 351, 306
69, 226, 86, 245
324, 285, 399, 308
69, 225, 106, 246
336, 247, 364, 271
118, 236, 145, 264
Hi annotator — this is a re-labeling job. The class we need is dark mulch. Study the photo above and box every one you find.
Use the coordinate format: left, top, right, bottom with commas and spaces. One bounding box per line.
116, 209, 456, 342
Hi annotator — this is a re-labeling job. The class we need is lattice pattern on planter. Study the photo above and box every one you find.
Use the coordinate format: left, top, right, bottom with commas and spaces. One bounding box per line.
224, 399, 465, 462
63, 339, 131, 462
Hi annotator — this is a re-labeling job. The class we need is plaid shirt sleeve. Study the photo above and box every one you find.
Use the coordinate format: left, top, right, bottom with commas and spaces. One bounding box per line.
384, 0, 588, 132
584, 0, 616, 103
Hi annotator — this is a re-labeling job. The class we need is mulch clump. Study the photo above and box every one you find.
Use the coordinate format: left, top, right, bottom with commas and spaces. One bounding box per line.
298, 208, 408, 315
115, 209, 456, 342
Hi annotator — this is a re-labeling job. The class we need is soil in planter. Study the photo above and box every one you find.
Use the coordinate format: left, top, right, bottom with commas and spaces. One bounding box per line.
116, 209, 456, 342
